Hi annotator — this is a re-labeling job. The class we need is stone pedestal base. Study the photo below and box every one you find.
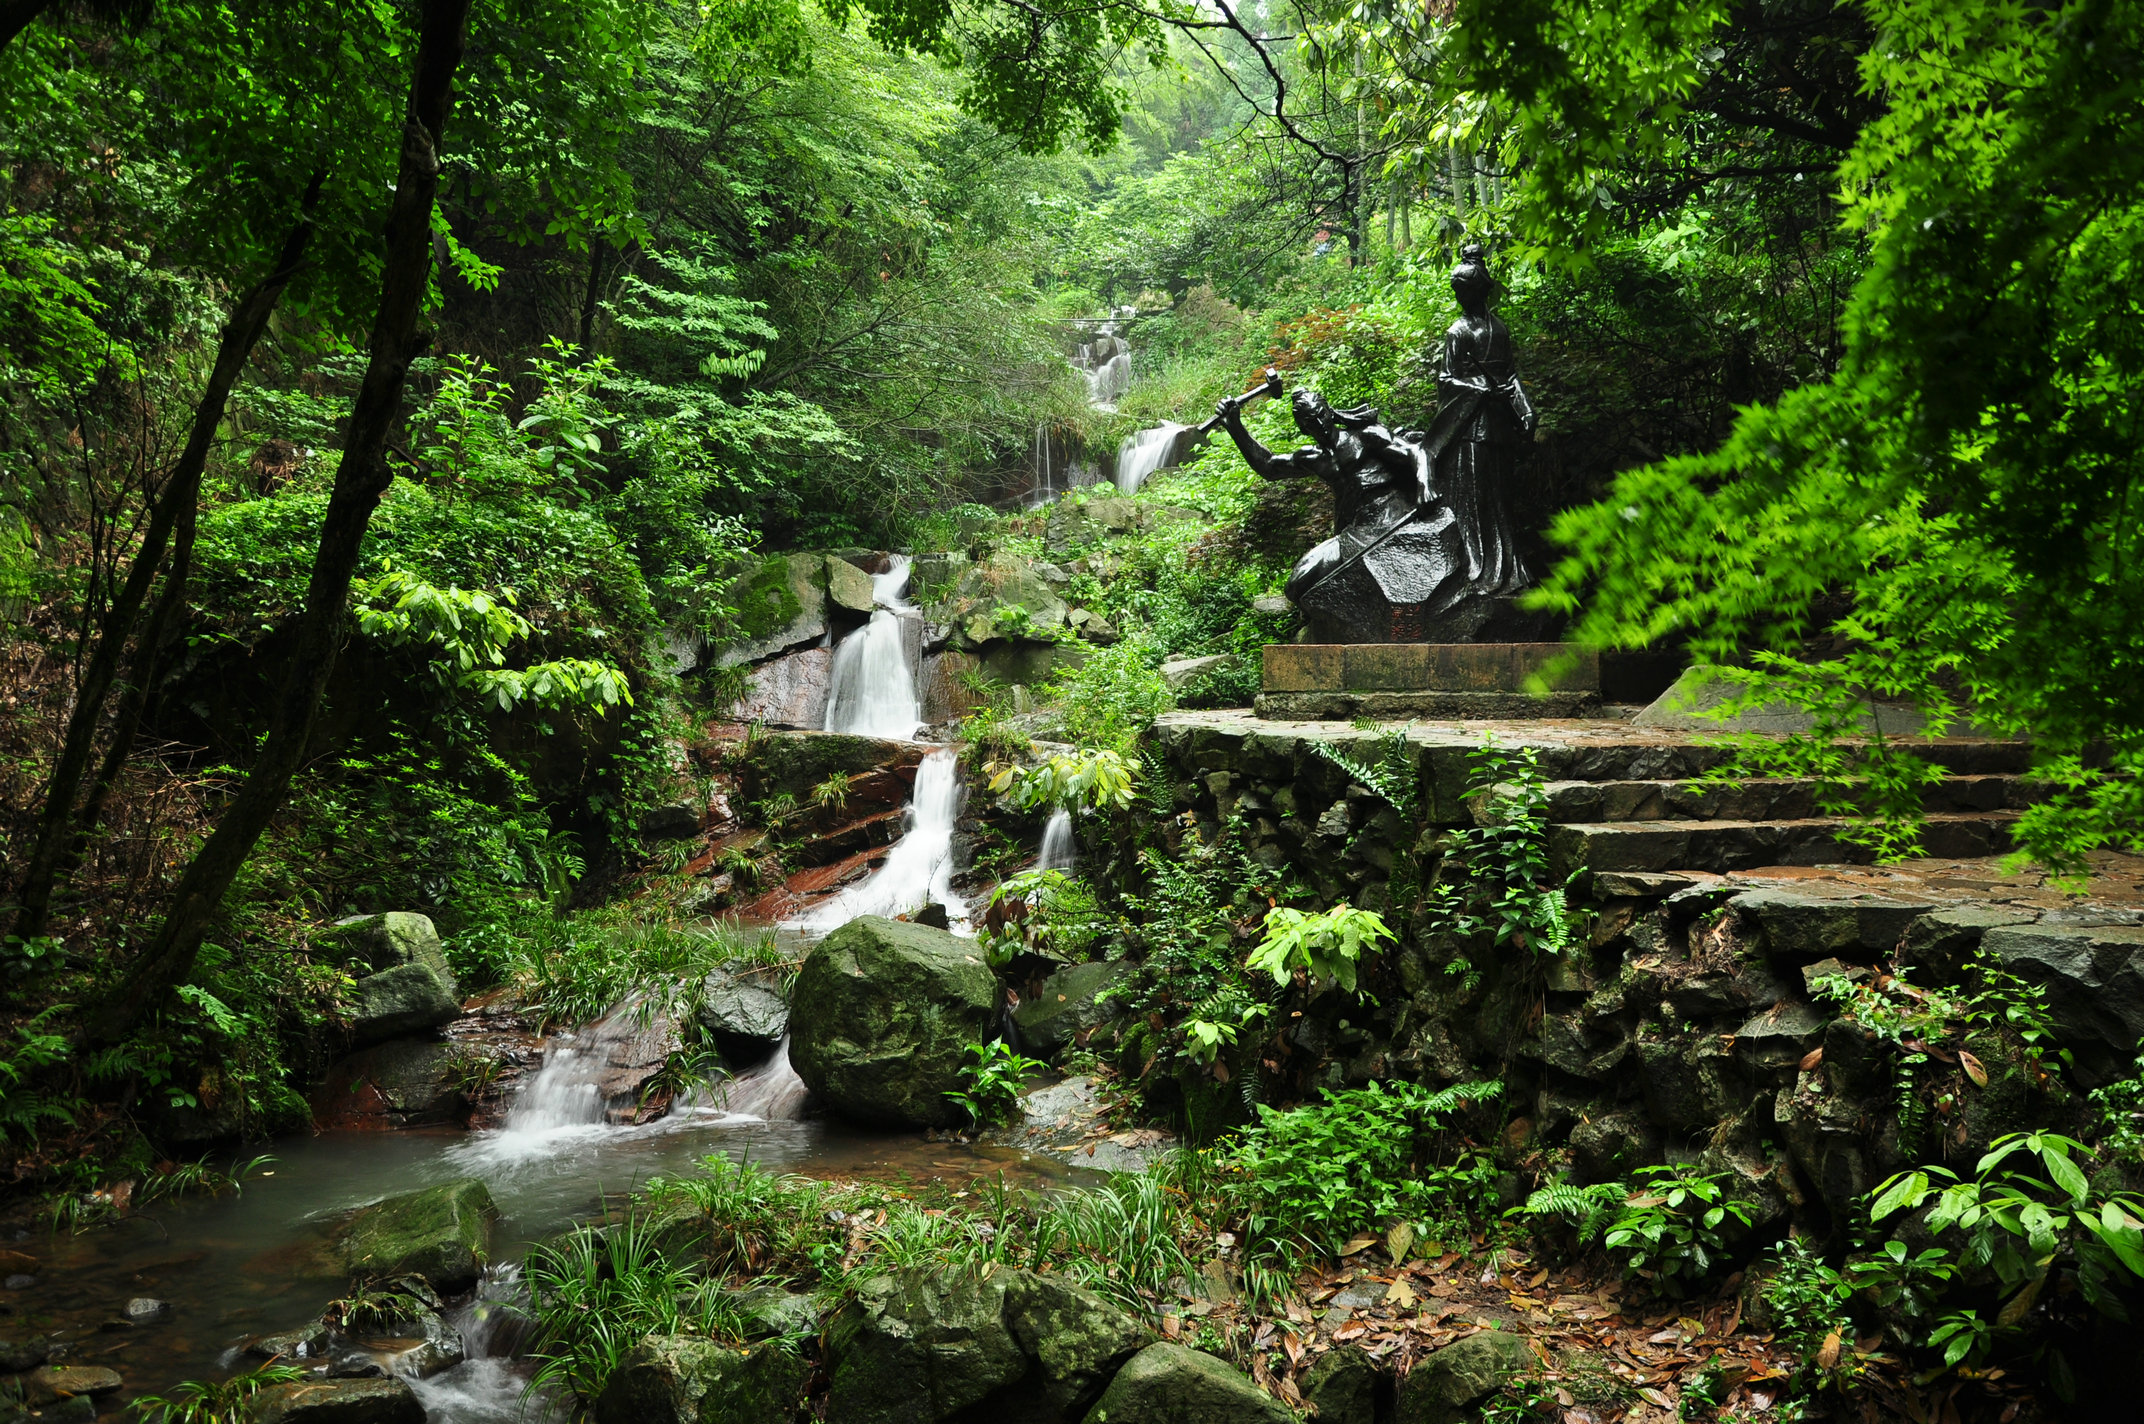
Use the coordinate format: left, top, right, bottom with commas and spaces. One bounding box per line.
1257, 642, 1601, 721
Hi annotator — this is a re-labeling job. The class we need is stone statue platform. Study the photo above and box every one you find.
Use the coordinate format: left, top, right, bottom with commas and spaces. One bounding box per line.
1257, 642, 1682, 720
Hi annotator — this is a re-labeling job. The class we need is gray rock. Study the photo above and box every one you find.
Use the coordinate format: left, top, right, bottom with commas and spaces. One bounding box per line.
1160, 655, 1234, 690
1734, 1000, 1829, 1060
932, 554, 1069, 647
827, 556, 878, 614
639, 802, 701, 841
1392, 1330, 1532, 1424
1899, 903, 2041, 984
732, 645, 836, 729
330, 1179, 497, 1294
381, 1310, 463, 1379
1014, 960, 1131, 1059
327, 1353, 387, 1380
595, 1335, 805, 1424
1080, 1342, 1291, 1424
716, 553, 831, 667
1632, 667, 1992, 737
1302, 1349, 1381, 1424
123, 1298, 168, 1323
325, 914, 461, 1049
31, 1396, 95, 1424
252, 1378, 424, 1424
1001, 1270, 1148, 1415
314, 1038, 465, 1130
790, 917, 999, 1129
0, 1338, 48, 1373
1984, 923, 2144, 1083
246, 1323, 330, 1363
738, 731, 925, 809
1, 1275, 30, 1290
1250, 594, 1293, 617
23, 1368, 121, 1405
1730, 889, 1927, 960
734, 1285, 820, 1340
699, 968, 790, 1058
1568, 1111, 1659, 1183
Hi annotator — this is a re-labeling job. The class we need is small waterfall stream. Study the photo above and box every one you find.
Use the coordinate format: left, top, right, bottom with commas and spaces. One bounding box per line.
1038, 808, 1076, 873
796, 749, 969, 932
1115, 421, 1187, 495
824, 556, 922, 740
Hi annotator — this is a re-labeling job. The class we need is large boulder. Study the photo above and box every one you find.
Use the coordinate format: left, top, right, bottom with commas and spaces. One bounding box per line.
323, 913, 461, 1049
1391, 1330, 1532, 1424
825, 1268, 1143, 1424
252, 1379, 423, 1424
311, 1038, 464, 1131
1015, 961, 1131, 1059
1080, 1343, 1291, 1424
594, 1335, 806, 1424
933, 554, 1069, 647
1982, 921, 2144, 1083
698, 968, 789, 1061
732, 646, 835, 729
790, 917, 999, 1129
717, 554, 830, 667
331, 1178, 496, 1293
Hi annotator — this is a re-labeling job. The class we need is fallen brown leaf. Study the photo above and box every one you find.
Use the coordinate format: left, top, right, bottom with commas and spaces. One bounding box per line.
1815, 1328, 1842, 1370
1799, 1046, 1825, 1071
1960, 1050, 1988, 1087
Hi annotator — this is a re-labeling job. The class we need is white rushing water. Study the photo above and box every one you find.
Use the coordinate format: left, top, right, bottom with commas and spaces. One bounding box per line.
698, 1037, 811, 1120
824, 556, 922, 740
1038, 808, 1075, 873
1116, 422, 1185, 494
796, 748, 969, 932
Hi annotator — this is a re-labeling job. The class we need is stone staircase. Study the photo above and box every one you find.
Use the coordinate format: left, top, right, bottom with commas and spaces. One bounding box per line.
1148, 710, 2033, 878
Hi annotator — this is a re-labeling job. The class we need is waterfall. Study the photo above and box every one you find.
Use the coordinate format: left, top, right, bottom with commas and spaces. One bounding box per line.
445, 1000, 658, 1169
824, 556, 921, 740
796, 749, 969, 931
1038, 808, 1075, 873
1116, 422, 1185, 494
700, 1038, 810, 1121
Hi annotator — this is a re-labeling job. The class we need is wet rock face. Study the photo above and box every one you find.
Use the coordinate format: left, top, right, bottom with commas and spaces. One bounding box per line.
1983, 921, 2144, 1084
789, 916, 999, 1130
594, 1334, 806, 1424
698, 967, 790, 1060
251, 1378, 424, 1424
322, 913, 462, 1050
311, 1038, 465, 1131
823, 1267, 1145, 1424
1014, 960, 1132, 1059
1079, 1342, 1293, 1424
330, 1179, 497, 1294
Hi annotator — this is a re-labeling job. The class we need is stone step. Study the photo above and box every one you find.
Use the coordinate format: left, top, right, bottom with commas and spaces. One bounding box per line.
1548, 812, 2018, 875
1536, 774, 2031, 825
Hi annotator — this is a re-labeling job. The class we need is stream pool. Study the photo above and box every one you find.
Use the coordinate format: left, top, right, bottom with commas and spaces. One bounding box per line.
2, 1103, 1076, 1421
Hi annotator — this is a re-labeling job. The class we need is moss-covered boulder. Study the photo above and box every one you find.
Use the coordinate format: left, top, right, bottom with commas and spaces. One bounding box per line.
593, 1335, 806, 1424
1081, 1343, 1291, 1424
322, 913, 461, 1049
331, 1179, 496, 1293
717, 554, 830, 667
1391, 1330, 1532, 1424
932, 554, 1068, 648
790, 917, 998, 1129
251, 1379, 423, 1424
824, 1267, 1143, 1424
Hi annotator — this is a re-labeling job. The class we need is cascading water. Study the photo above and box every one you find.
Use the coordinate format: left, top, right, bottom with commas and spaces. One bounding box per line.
796, 748, 969, 931
405, 1265, 555, 1424
1115, 422, 1187, 494
824, 556, 921, 740
1038, 809, 1075, 873
701, 1037, 811, 1120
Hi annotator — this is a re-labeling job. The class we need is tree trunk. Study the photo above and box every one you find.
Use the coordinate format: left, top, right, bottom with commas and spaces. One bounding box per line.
87, 0, 475, 1041
8, 177, 324, 943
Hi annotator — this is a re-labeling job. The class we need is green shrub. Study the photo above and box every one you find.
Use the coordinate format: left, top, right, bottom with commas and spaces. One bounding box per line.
1045, 636, 1175, 753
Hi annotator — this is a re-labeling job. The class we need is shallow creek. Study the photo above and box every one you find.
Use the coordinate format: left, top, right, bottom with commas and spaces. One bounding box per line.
3, 1063, 1077, 1421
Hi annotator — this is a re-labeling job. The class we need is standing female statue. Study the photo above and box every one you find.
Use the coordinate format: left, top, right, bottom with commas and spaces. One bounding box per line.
1211, 244, 1538, 642
1419, 242, 1535, 596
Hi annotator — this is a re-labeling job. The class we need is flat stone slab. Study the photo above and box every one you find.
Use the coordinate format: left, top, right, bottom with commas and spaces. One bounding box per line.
1256, 689, 1601, 720
1263, 642, 1597, 693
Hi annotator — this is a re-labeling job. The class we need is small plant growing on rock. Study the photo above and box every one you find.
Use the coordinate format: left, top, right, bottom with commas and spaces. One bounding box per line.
811, 771, 852, 813
944, 1040, 1045, 1127
1523, 1167, 1753, 1295
1248, 903, 1393, 994
131, 1365, 304, 1424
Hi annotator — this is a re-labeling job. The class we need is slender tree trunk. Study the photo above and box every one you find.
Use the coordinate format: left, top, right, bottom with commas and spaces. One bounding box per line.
577, 239, 607, 350
0, 0, 54, 50
9, 177, 323, 943
88, 0, 475, 1041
